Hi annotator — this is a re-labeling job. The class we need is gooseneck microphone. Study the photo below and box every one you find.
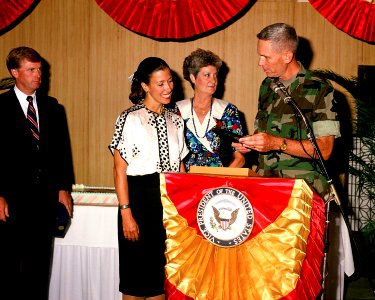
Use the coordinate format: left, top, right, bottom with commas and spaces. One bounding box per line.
269, 78, 341, 206
270, 79, 374, 298
270, 77, 341, 297
270, 79, 307, 133
269, 79, 293, 104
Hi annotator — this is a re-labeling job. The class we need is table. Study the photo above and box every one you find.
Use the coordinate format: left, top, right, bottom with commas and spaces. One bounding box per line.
49, 193, 122, 300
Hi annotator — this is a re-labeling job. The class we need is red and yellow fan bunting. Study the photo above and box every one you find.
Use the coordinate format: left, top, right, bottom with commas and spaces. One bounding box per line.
160, 173, 325, 300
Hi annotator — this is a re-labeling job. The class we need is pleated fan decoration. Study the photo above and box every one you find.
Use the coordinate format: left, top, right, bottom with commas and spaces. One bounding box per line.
0, 0, 37, 31
309, 0, 375, 43
95, 0, 252, 40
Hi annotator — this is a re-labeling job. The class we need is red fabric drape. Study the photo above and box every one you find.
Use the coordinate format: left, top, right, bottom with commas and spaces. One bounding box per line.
309, 0, 375, 43
95, 0, 251, 40
162, 173, 326, 299
0, 0, 37, 32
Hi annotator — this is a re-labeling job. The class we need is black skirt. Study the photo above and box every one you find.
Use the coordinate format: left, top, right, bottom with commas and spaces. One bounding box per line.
118, 173, 166, 297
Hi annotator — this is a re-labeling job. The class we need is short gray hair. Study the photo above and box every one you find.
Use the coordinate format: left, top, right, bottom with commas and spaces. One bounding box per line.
257, 23, 299, 54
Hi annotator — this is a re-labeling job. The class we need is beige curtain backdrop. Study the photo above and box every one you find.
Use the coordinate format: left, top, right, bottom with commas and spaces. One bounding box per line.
1, 0, 374, 187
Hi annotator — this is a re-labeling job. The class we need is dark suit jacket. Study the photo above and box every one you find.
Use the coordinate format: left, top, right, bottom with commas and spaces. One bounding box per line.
0, 87, 74, 225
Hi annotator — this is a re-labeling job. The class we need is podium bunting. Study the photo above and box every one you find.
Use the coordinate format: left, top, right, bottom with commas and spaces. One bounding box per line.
160, 173, 325, 300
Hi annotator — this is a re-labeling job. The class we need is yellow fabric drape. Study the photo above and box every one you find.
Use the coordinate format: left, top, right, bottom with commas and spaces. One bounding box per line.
161, 175, 315, 300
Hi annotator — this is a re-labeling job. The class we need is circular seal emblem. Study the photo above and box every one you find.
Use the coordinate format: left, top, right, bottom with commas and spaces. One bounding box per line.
196, 187, 254, 247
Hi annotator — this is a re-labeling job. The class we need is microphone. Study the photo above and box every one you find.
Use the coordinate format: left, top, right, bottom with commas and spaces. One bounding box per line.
269, 79, 293, 104
270, 78, 341, 206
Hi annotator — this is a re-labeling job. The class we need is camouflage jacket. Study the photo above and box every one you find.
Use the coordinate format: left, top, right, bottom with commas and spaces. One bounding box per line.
254, 64, 340, 196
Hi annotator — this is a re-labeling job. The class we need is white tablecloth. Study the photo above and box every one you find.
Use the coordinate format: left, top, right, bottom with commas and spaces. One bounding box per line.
325, 212, 355, 300
49, 205, 122, 300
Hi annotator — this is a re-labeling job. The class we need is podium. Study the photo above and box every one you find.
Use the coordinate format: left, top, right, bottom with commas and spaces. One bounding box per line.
160, 173, 326, 300
49, 173, 329, 300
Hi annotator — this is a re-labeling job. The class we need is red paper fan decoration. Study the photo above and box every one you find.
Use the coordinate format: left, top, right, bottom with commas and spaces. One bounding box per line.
308, 0, 375, 43
95, 0, 251, 40
0, 0, 37, 31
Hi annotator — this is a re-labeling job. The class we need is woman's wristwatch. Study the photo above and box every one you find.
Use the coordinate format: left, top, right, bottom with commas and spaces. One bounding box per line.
119, 203, 131, 210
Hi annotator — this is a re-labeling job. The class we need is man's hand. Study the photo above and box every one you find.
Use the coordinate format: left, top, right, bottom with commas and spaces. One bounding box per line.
0, 196, 9, 222
59, 190, 73, 217
237, 133, 335, 160
239, 132, 280, 153
233, 133, 279, 153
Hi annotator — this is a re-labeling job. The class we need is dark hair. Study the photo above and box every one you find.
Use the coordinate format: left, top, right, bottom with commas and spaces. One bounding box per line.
6, 46, 42, 73
183, 48, 222, 87
129, 57, 170, 104
257, 23, 298, 54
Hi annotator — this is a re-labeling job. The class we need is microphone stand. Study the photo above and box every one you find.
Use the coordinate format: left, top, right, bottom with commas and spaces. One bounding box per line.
270, 80, 374, 299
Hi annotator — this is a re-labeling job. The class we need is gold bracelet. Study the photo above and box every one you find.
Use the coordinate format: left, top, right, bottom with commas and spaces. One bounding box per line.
119, 203, 130, 210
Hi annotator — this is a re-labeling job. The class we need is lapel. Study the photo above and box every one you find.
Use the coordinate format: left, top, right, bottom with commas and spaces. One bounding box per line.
0, 89, 38, 151
5, 89, 27, 121
35, 91, 45, 134
6, 89, 44, 145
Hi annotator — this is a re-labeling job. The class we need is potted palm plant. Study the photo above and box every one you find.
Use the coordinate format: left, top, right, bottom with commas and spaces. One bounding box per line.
348, 94, 375, 264
0, 77, 14, 90
313, 69, 375, 276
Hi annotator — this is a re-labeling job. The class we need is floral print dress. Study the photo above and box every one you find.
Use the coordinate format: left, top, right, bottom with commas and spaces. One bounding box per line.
175, 98, 243, 170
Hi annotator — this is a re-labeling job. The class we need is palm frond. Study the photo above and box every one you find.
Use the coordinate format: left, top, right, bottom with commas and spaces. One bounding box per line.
0, 77, 15, 90
355, 99, 375, 138
312, 69, 359, 99
315, 69, 375, 235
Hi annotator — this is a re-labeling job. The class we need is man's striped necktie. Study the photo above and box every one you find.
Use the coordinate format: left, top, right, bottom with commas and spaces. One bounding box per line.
26, 96, 40, 144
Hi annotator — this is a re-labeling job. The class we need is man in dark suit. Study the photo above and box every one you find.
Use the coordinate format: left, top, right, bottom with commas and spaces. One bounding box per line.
0, 47, 75, 300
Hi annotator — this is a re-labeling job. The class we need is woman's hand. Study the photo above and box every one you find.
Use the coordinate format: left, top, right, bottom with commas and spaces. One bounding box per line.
113, 150, 139, 241
228, 150, 246, 168
121, 209, 139, 241
232, 141, 252, 154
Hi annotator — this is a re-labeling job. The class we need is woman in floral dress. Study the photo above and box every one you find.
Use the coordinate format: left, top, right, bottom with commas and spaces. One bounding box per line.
176, 48, 245, 170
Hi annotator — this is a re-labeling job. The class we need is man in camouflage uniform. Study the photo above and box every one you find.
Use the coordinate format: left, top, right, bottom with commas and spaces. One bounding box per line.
234, 23, 340, 197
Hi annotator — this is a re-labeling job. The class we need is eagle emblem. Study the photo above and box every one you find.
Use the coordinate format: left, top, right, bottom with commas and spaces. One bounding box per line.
213, 206, 239, 231
197, 187, 254, 247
